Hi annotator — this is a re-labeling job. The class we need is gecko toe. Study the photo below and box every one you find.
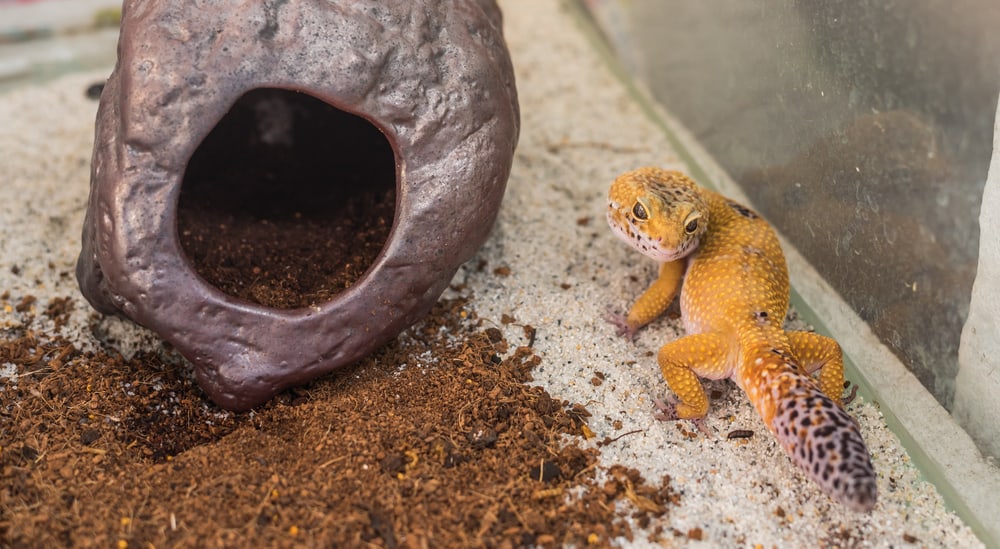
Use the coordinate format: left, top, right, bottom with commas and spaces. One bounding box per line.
604, 310, 636, 341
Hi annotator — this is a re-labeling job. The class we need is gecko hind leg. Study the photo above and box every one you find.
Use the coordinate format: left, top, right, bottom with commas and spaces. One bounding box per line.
656, 332, 731, 421
786, 331, 846, 406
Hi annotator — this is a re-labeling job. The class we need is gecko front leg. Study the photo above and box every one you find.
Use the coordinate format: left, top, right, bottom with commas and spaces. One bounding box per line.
607, 259, 685, 340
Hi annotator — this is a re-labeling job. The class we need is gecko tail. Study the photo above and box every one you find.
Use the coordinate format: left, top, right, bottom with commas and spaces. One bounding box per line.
767, 375, 878, 512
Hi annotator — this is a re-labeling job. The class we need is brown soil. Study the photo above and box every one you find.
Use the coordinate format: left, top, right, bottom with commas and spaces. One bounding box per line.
3, 106, 680, 544
1, 293, 680, 548
177, 187, 394, 309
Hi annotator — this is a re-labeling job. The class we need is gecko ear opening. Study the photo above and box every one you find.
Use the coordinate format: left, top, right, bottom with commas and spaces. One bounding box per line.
176, 88, 397, 310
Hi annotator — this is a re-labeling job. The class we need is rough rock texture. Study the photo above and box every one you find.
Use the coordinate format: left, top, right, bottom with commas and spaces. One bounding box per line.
76, 0, 519, 410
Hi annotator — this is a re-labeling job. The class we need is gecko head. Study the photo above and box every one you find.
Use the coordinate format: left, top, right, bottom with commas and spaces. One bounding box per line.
606, 167, 709, 262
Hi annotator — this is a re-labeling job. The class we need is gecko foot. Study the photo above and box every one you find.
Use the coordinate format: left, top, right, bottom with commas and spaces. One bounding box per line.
604, 308, 636, 341
652, 397, 678, 421
652, 397, 712, 436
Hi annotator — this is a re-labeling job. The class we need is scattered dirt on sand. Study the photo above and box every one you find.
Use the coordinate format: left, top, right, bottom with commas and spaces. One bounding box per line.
4, 154, 679, 545
1, 292, 678, 547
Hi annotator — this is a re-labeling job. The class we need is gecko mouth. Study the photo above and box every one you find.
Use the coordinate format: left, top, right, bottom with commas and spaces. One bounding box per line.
641, 238, 696, 262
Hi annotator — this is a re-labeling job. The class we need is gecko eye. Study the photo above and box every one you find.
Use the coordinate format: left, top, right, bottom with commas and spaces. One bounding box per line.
684, 217, 699, 234
632, 202, 648, 220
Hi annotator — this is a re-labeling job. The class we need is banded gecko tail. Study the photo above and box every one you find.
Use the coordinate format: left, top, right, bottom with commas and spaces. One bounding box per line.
743, 356, 878, 512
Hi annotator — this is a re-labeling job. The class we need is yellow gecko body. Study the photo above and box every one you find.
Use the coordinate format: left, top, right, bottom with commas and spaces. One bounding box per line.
606, 167, 877, 512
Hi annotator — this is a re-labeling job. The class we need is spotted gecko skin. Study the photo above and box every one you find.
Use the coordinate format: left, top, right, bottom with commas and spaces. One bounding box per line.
606, 167, 878, 512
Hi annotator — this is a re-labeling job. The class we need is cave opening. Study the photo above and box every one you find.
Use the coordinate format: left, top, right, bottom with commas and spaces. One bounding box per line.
177, 88, 397, 309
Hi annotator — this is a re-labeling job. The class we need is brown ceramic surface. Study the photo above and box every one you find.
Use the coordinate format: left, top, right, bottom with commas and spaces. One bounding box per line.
77, 0, 519, 410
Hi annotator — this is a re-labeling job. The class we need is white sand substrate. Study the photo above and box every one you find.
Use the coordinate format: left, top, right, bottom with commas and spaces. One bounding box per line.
0, 0, 983, 546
